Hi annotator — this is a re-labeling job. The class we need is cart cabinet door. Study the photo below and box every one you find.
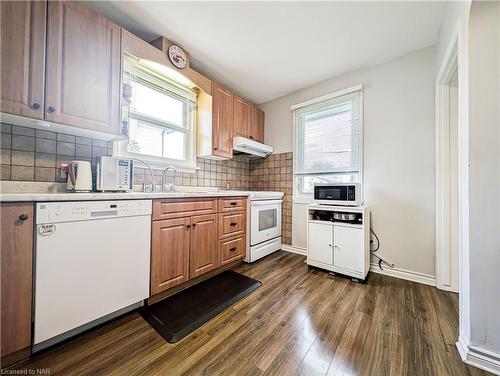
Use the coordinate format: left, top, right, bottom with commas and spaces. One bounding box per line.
308, 223, 333, 266
333, 225, 364, 272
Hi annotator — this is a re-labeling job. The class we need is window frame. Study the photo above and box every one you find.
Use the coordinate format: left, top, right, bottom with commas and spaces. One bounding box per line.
113, 56, 198, 172
292, 85, 364, 201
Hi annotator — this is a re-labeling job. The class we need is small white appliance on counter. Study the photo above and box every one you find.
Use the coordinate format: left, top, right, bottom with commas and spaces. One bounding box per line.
96, 156, 134, 191
66, 160, 92, 192
245, 191, 284, 263
33, 200, 151, 351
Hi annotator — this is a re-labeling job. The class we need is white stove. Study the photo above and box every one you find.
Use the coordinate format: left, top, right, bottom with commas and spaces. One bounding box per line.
226, 190, 284, 263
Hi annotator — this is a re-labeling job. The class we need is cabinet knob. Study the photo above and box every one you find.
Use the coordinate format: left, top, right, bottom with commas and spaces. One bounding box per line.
47, 106, 56, 113
230, 222, 237, 226
19, 214, 28, 221
192, 223, 197, 228
186, 224, 191, 229
328, 244, 332, 247
229, 247, 237, 252
250, 136, 254, 140
31, 103, 40, 110
230, 202, 238, 206
214, 147, 218, 151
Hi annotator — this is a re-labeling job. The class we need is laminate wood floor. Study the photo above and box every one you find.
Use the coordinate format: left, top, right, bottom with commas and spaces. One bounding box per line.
15, 251, 490, 376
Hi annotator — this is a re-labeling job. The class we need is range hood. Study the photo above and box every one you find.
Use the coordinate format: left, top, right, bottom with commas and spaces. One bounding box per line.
233, 136, 273, 158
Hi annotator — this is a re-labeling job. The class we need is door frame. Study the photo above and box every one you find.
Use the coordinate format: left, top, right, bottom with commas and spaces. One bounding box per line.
435, 32, 460, 293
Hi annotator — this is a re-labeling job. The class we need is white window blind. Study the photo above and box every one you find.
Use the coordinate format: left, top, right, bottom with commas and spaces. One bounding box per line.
293, 87, 362, 197
116, 55, 197, 169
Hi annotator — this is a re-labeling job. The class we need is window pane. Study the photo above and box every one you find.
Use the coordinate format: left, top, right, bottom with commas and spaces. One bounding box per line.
130, 80, 186, 127
301, 105, 359, 173
163, 129, 186, 160
128, 119, 187, 161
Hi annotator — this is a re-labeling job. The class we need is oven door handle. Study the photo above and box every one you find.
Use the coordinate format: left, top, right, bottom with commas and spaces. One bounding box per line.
251, 199, 283, 206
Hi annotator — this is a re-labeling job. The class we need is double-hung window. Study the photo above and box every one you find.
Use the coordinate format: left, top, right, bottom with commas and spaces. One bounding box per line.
293, 86, 363, 199
116, 55, 197, 169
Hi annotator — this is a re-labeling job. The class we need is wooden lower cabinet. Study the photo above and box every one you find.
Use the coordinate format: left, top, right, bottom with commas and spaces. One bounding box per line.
1, 203, 34, 366
219, 236, 246, 266
151, 217, 191, 295
190, 214, 218, 278
150, 198, 247, 297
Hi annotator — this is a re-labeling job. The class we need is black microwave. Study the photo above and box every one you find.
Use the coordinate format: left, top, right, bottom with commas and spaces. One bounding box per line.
313, 183, 362, 206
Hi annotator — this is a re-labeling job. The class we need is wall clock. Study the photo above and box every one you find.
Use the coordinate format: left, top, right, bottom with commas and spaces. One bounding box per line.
168, 44, 187, 69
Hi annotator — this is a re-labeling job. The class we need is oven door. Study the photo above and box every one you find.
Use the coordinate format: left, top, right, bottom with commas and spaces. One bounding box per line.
250, 200, 282, 246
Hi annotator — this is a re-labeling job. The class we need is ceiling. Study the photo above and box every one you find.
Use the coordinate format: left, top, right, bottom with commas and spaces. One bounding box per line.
86, 1, 446, 104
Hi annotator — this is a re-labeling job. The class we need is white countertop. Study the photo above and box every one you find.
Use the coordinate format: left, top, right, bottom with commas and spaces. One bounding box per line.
0, 190, 252, 202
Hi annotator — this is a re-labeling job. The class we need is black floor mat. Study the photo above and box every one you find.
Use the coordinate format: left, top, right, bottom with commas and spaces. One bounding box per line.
141, 270, 261, 343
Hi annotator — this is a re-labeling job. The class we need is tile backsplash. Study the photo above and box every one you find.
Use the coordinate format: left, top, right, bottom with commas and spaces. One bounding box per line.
0, 123, 112, 182
0, 123, 294, 246
249, 152, 293, 245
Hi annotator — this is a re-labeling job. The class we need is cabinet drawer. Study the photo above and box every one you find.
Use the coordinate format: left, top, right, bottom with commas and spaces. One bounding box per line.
218, 210, 246, 239
219, 197, 246, 212
219, 236, 246, 266
153, 198, 217, 220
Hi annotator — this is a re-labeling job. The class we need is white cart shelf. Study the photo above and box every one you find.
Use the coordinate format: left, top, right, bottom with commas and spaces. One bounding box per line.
306, 204, 371, 281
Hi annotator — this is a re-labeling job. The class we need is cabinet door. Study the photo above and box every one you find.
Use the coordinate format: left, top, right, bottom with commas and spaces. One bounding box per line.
0, 1, 46, 119
212, 82, 234, 158
151, 217, 190, 295
190, 214, 218, 278
333, 225, 363, 272
233, 96, 251, 138
308, 223, 333, 265
45, 1, 121, 134
250, 107, 265, 143
1, 203, 33, 363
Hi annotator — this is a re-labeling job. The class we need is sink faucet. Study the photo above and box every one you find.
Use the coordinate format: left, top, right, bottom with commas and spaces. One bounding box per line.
161, 166, 177, 192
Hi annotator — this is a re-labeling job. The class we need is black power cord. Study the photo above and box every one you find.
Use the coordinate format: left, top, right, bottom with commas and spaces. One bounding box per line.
369, 227, 384, 270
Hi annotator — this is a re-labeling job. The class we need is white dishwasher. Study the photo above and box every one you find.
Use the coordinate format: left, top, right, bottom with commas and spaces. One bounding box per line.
34, 200, 151, 351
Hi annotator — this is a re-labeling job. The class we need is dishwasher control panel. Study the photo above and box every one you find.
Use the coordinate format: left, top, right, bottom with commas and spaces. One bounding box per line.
36, 200, 152, 224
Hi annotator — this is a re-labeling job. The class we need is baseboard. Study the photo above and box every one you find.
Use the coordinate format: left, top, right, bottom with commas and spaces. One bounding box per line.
281, 244, 307, 256
457, 333, 500, 375
369, 263, 436, 286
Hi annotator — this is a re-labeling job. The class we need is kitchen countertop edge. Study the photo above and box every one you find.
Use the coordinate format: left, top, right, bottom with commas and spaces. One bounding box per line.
0, 191, 251, 203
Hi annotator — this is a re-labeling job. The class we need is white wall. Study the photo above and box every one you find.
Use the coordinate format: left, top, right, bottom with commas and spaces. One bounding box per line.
468, 1, 500, 356
261, 47, 437, 278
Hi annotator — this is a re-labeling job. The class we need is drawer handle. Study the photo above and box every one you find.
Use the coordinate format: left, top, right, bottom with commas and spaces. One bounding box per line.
229, 247, 237, 252
230, 202, 238, 206
230, 222, 237, 226
19, 214, 28, 221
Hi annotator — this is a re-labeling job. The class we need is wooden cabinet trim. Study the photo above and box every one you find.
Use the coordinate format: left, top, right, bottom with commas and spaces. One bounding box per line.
219, 197, 247, 212
153, 198, 218, 221
218, 210, 246, 240
219, 236, 246, 266
1, 203, 33, 362
190, 213, 218, 278
151, 217, 191, 295
1, 1, 46, 119
45, 1, 121, 134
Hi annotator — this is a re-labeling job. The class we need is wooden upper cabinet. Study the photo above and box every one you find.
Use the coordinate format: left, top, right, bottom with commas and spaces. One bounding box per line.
212, 82, 234, 158
251, 107, 265, 144
233, 96, 252, 138
0, 1, 46, 119
1, 203, 33, 365
151, 217, 191, 295
45, 1, 121, 134
190, 214, 218, 278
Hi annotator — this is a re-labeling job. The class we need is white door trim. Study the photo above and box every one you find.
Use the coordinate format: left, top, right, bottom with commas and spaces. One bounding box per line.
435, 29, 459, 293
